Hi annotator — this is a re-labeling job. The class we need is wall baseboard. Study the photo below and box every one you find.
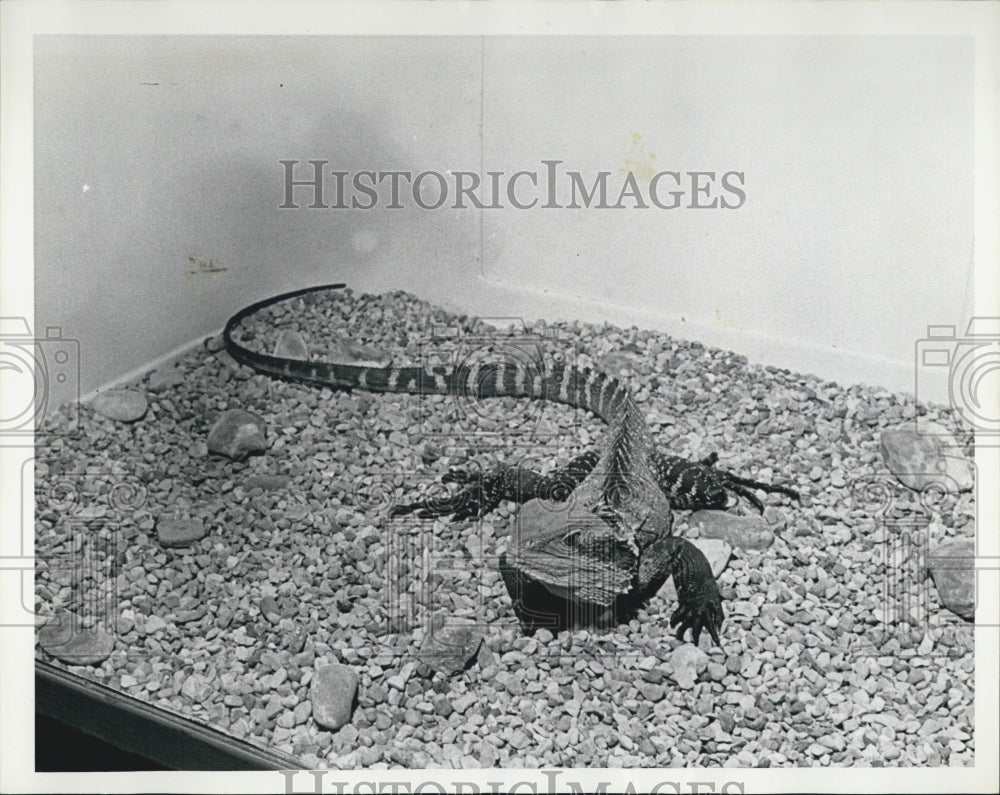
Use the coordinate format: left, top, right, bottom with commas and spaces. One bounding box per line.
459, 276, 933, 404
78, 333, 213, 405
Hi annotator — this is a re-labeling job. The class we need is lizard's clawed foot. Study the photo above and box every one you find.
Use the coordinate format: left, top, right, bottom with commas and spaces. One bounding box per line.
670, 589, 724, 647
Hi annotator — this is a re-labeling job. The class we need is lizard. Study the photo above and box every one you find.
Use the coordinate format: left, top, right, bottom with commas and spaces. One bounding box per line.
223, 283, 799, 646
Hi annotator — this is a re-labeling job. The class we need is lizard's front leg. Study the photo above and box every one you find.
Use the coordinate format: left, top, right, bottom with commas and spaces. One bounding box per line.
660, 536, 725, 645
390, 450, 600, 521
652, 451, 800, 512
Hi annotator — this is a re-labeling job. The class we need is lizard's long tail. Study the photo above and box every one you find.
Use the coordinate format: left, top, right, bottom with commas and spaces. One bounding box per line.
223, 283, 636, 425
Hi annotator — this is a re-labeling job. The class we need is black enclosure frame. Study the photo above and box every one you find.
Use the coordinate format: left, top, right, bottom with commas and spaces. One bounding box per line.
35, 660, 307, 771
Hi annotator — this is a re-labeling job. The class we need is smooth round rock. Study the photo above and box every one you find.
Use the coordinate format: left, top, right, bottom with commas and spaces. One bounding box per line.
92, 389, 147, 422
310, 661, 359, 730
38, 612, 115, 665
879, 424, 974, 493
206, 409, 268, 461
689, 510, 775, 550
928, 539, 976, 621
157, 517, 207, 548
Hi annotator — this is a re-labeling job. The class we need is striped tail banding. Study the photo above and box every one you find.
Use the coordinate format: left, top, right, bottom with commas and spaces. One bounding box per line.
223, 284, 636, 421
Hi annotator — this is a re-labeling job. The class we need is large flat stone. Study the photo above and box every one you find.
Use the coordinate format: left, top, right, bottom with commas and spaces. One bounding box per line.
880, 424, 974, 493
927, 539, 976, 621
417, 624, 484, 676
310, 661, 358, 730
207, 409, 268, 461
38, 611, 115, 665
157, 517, 208, 548
92, 389, 147, 422
689, 510, 775, 550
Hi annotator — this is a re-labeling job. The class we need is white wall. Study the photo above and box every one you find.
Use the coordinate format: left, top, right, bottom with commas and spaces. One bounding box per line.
476, 36, 975, 399
34, 35, 975, 407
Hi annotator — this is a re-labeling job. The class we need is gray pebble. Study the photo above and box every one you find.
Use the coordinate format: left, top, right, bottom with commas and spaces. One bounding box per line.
927, 539, 976, 621
245, 473, 292, 491
637, 682, 666, 702
273, 329, 310, 361
144, 615, 168, 633
207, 409, 268, 460
879, 424, 974, 492
293, 700, 312, 724
147, 367, 187, 391
156, 517, 207, 548
310, 662, 358, 730
180, 674, 213, 702
670, 645, 708, 690
38, 612, 115, 665
92, 389, 147, 422
417, 624, 483, 676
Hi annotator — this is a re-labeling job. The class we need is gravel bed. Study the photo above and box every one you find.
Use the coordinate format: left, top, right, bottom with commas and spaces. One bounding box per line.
34, 287, 975, 768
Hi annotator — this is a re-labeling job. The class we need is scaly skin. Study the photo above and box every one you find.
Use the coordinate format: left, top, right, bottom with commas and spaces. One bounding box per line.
224, 283, 798, 646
